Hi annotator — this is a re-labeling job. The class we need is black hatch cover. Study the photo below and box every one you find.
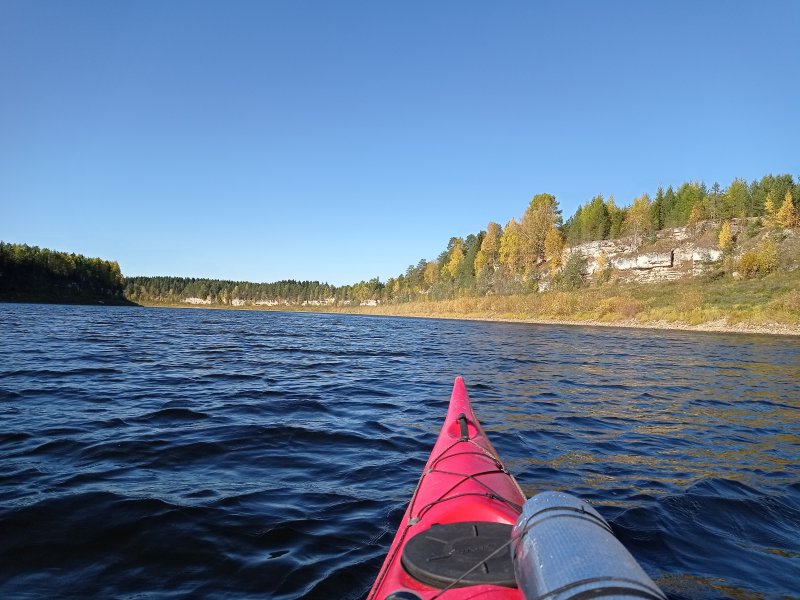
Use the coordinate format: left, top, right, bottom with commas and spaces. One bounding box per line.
400, 522, 517, 589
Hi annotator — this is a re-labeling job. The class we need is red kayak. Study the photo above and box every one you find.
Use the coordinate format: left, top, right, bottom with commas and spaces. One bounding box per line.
368, 377, 526, 600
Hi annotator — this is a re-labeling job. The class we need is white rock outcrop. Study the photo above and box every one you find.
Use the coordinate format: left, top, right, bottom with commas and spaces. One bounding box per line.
561, 222, 726, 283
611, 252, 673, 270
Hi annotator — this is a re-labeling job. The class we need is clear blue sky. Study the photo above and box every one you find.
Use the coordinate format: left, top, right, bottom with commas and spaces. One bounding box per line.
2, 1, 798, 286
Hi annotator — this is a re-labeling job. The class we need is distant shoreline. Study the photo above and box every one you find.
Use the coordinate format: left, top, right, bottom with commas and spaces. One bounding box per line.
128, 301, 800, 337
4, 296, 798, 337
0, 295, 136, 307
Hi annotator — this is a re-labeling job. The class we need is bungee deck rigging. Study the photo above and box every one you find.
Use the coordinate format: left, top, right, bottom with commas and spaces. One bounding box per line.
407, 417, 524, 521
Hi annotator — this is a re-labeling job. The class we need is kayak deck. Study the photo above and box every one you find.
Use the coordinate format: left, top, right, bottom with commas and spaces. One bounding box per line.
368, 377, 526, 599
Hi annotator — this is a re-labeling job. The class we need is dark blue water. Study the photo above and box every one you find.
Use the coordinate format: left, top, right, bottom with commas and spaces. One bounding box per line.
1, 304, 799, 599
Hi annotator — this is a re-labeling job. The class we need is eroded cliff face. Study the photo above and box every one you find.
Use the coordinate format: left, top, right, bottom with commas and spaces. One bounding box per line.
559, 220, 748, 284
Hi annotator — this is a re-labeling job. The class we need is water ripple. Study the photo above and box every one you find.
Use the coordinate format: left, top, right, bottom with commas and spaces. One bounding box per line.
0, 304, 799, 598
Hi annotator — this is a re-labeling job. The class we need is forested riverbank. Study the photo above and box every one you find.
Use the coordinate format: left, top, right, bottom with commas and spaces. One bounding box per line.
127, 173, 800, 307
0, 243, 131, 305
132, 271, 800, 336
335, 274, 800, 336
4, 173, 799, 331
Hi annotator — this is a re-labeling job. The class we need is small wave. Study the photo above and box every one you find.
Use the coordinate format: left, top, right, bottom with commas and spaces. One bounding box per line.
80, 438, 228, 467
685, 477, 763, 499
184, 489, 219, 500
613, 478, 800, 598
93, 417, 130, 429
0, 431, 33, 445
41, 426, 87, 436
80, 439, 165, 462
321, 383, 395, 398
27, 438, 85, 458
200, 372, 264, 381
0, 491, 229, 596
4, 367, 122, 378
255, 423, 380, 450
136, 408, 210, 422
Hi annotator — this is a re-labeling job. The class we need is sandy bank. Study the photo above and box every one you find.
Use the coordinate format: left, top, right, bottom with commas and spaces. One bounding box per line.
399, 314, 800, 337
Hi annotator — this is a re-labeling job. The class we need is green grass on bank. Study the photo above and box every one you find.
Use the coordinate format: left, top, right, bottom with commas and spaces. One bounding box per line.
334, 271, 800, 328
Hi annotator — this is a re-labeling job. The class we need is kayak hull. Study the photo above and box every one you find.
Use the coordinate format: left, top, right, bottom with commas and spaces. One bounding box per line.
368, 378, 526, 600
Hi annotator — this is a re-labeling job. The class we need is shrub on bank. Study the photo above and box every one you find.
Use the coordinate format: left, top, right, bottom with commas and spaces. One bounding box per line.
554, 253, 586, 290
738, 238, 778, 278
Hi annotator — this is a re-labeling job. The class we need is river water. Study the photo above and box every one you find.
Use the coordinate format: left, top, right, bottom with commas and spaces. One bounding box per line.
1, 303, 798, 599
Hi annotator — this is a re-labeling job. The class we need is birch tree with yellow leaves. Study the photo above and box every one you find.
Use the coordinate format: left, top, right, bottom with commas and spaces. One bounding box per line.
624, 194, 653, 247
543, 225, 564, 276
474, 222, 502, 274
445, 238, 465, 279
520, 193, 561, 273
776, 191, 798, 228
499, 218, 524, 276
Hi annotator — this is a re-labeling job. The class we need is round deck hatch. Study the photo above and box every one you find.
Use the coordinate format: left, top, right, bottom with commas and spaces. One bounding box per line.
400, 522, 516, 589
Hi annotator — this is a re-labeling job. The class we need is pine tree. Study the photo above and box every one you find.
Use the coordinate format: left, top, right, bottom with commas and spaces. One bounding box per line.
606, 196, 626, 238
709, 182, 722, 221
675, 182, 706, 225
563, 206, 583, 244
662, 186, 677, 227
722, 179, 749, 220
581, 194, 611, 241
651, 187, 665, 230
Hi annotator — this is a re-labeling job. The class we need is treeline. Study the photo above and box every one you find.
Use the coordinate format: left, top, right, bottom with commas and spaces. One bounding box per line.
378, 173, 799, 302
125, 173, 799, 308
5, 173, 797, 309
124, 276, 385, 306
0, 242, 127, 303
563, 174, 797, 244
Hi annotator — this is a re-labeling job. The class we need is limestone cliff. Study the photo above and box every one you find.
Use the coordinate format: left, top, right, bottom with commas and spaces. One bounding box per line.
557, 219, 797, 285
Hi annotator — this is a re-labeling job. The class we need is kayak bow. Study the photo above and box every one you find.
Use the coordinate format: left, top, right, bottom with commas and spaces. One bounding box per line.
368, 377, 526, 600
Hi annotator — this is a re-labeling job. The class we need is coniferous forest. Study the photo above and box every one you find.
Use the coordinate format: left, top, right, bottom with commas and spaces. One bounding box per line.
0, 242, 128, 304
123, 276, 376, 307
2, 173, 799, 310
